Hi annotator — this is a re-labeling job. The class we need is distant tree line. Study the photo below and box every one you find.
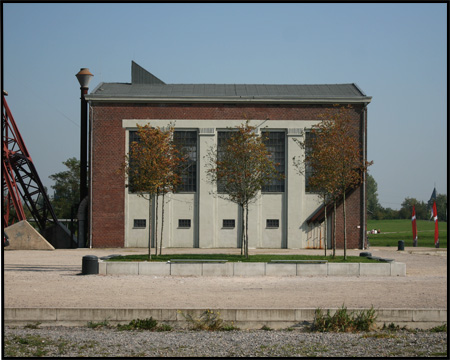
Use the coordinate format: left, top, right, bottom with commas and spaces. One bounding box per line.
367, 173, 447, 221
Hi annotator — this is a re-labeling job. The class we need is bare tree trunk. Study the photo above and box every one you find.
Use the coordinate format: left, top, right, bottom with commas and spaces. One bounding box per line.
148, 195, 152, 261
155, 191, 159, 257
333, 200, 337, 258
159, 192, 165, 256
245, 204, 249, 259
240, 204, 244, 256
343, 190, 347, 260
324, 198, 327, 257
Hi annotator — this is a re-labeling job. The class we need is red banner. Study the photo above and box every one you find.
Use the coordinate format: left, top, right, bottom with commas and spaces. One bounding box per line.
432, 201, 439, 248
411, 205, 418, 247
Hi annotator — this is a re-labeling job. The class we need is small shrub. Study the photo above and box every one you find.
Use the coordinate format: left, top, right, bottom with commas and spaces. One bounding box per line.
155, 323, 173, 332
429, 323, 447, 333
311, 305, 377, 332
221, 324, 240, 331
117, 317, 158, 331
87, 320, 110, 329
179, 310, 235, 331
353, 307, 377, 331
24, 322, 41, 329
260, 325, 273, 331
382, 322, 406, 331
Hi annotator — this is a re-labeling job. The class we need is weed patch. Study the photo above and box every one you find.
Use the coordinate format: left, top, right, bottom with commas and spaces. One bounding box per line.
178, 310, 239, 331
311, 305, 377, 332
429, 323, 447, 333
87, 320, 111, 329
24, 322, 41, 329
117, 317, 172, 331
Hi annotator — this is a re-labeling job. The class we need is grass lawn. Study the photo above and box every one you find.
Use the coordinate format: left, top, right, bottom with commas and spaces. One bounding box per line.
108, 253, 379, 263
367, 219, 447, 248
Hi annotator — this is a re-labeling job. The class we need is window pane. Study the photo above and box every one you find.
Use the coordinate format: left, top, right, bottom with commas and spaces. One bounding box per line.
266, 219, 280, 228
305, 131, 317, 193
128, 131, 140, 193
133, 219, 146, 228
222, 219, 235, 228
173, 131, 197, 192
262, 131, 285, 192
217, 131, 235, 193
178, 219, 191, 228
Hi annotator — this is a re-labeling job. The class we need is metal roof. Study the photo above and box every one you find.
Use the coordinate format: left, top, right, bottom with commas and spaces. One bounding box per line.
86, 62, 371, 104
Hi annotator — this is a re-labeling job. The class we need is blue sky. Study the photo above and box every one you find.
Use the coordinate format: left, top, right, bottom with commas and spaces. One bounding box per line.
3, 3, 447, 210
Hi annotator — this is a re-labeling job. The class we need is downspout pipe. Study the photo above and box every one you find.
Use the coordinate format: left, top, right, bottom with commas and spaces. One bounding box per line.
362, 104, 368, 249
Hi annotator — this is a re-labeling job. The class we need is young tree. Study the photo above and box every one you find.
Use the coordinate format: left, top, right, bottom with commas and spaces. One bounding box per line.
122, 124, 184, 260
49, 157, 80, 219
293, 129, 336, 256
206, 121, 283, 258
319, 106, 372, 259
295, 106, 372, 259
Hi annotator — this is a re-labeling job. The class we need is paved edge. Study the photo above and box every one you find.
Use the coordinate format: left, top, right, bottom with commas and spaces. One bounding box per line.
4, 308, 446, 330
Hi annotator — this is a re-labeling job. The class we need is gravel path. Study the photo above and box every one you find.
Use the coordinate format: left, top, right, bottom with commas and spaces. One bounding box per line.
4, 326, 447, 357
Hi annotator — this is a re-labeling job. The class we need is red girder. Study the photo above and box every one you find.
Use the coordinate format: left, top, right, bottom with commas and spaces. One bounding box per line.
2, 93, 58, 232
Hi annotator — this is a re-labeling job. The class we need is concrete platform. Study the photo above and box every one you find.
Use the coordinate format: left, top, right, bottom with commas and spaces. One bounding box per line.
99, 260, 406, 277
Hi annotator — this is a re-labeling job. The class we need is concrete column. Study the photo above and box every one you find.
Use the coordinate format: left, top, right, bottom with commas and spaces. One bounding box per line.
286, 128, 304, 248
197, 128, 216, 248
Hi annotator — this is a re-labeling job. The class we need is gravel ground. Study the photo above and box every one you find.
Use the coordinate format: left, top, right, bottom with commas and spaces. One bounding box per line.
3, 247, 447, 309
3, 326, 447, 357
3, 246, 447, 357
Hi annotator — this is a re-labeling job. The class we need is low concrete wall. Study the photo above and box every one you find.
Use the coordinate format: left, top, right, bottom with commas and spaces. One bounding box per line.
99, 261, 406, 277
4, 308, 446, 330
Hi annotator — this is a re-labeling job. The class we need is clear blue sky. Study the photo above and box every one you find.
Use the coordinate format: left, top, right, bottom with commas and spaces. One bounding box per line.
3, 3, 447, 210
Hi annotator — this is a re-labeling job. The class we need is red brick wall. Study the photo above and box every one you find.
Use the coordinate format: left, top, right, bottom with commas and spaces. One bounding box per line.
330, 189, 363, 249
90, 102, 365, 248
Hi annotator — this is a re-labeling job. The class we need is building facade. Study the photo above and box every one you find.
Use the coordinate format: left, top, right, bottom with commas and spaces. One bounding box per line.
85, 62, 371, 249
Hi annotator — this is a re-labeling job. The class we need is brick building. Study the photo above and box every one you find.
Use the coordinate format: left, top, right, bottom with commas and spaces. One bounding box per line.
85, 62, 371, 249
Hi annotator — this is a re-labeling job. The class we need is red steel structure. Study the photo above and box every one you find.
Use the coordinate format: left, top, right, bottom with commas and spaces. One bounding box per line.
2, 91, 60, 236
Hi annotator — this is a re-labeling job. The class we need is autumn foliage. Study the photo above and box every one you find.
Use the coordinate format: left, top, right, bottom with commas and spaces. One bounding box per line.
296, 105, 372, 258
122, 124, 186, 259
207, 121, 284, 258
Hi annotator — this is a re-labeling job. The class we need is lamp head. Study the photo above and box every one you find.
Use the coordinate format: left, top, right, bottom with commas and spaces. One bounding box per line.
76, 68, 94, 89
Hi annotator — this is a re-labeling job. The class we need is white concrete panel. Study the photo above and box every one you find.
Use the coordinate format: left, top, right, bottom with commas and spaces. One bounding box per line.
266, 263, 296, 276
261, 194, 284, 248
198, 130, 216, 248
216, 198, 240, 248
125, 193, 151, 248
138, 262, 171, 276
171, 193, 196, 247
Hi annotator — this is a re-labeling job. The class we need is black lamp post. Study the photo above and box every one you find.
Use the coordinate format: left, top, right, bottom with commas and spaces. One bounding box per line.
75, 68, 93, 247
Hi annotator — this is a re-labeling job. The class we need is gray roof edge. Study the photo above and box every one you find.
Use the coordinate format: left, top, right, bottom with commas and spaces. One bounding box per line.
85, 94, 372, 104
90, 82, 105, 94
352, 83, 367, 96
